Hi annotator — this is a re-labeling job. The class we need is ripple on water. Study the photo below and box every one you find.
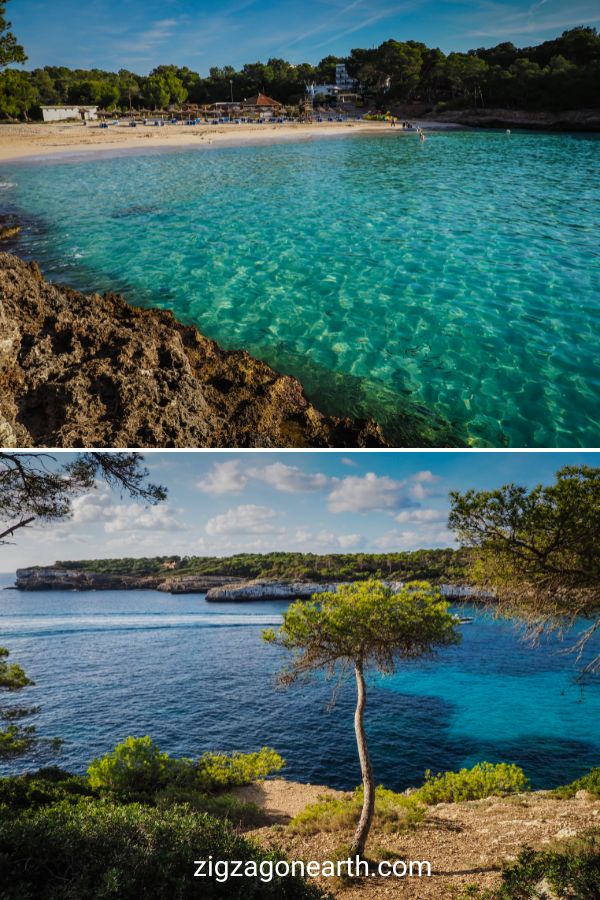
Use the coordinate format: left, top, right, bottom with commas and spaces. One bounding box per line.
3, 130, 600, 446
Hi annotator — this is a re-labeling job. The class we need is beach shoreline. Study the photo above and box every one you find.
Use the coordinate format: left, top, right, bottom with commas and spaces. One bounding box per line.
0, 119, 457, 164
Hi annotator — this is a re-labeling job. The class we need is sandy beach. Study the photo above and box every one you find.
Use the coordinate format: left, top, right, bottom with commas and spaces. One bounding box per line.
0, 119, 417, 162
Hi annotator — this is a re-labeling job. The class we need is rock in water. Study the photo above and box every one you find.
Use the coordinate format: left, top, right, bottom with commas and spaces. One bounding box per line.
0, 252, 390, 448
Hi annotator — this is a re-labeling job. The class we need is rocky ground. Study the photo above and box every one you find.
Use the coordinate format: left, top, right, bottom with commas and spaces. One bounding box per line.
0, 252, 395, 448
233, 779, 598, 898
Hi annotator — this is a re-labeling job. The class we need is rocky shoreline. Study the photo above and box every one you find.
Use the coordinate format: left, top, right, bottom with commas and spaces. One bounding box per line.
426, 106, 600, 131
0, 252, 397, 448
13, 568, 489, 602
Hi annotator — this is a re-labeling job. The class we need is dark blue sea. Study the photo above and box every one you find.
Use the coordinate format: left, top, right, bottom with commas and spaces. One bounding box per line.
1, 576, 598, 790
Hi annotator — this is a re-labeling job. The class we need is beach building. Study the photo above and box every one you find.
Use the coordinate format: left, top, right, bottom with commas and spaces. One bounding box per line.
311, 63, 360, 102
335, 63, 357, 91
240, 93, 285, 118
41, 105, 98, 122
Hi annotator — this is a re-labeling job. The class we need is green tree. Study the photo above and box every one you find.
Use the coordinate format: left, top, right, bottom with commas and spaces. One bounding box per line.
0, 647, 58, 760
263, 580, 459, 856
0, 1, 26, 68
0, 451, 166, 544
0, 68, 35, 118
449, 465, 600, 673
142, 73, 170, 110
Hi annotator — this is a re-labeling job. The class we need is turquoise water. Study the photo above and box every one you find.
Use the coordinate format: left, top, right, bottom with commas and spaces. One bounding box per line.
1, 582, 598, 789
2, 130, 600, 446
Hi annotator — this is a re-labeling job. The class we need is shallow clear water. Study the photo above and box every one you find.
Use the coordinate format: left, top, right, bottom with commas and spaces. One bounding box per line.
1, 583, 598, 790
2, 130, 600, 446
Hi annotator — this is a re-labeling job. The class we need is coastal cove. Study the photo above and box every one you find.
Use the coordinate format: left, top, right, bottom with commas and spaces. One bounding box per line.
2, 128, 600, 447
2, 576, 598, 791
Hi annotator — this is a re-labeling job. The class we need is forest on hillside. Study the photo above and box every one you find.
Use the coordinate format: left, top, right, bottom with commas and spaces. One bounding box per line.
49, 549, 470, 582
0, 26, 598, 119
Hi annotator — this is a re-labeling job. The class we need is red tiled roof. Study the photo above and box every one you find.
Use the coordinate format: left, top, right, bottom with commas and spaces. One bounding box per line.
242, 92, 283, 107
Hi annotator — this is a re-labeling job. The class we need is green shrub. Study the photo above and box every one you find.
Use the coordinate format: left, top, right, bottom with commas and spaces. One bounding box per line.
154, 785, 269, 827
0, 767, 95, 810
414, 762, 529, 805
196, 748, 284, 790
0, 798, 330, 900
87, 736, 174, 796
458, 832, 600, 899
87, 738, 284, 799
550, 767, 600, 800
289, 786, 424, 835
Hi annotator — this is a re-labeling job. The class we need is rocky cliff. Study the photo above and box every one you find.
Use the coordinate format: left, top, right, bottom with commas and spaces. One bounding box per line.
0, 253, 391, 448
14, 569, 490, 601
204, 579, 490, 602
14, 567, 243, 593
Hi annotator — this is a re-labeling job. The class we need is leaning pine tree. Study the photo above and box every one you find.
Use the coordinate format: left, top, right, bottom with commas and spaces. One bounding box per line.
263, 579, 460, 856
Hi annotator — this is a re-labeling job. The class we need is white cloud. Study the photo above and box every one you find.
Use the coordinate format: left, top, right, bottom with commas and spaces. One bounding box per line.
327, 472, 413, 514
104, 504, 187, 534
205, 504, 282, 536
197, 460, 247, 495
70, 485, 113, 525
250, 462, 332, 493
413, 470, 439, 484
337, 533, 362, 549
395, 508, 446, 524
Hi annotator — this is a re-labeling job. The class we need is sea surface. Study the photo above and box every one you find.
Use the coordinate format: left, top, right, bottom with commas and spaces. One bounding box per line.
1, 580, 598, 790
2, 130, 599, 446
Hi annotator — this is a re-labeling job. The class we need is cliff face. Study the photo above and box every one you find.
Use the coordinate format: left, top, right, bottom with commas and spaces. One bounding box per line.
14, 569, 490, 601
204, 579, 489, 602
14, 568, 244, 593
0, 253, 390, 448
14, 567, 164, 592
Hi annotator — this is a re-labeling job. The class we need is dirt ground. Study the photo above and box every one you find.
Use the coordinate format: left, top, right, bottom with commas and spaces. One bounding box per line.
233, 779, 598, 898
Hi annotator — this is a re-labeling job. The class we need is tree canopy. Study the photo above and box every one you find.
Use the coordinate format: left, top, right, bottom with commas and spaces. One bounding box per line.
449, 465, 600, 673
0, 452, 166, 544
0, 1, 25, 70
0, 26, 598, 119
263, 580, 459, 855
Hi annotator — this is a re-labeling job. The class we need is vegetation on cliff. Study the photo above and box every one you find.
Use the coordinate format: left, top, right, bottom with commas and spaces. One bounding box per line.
48, 548, 469, 583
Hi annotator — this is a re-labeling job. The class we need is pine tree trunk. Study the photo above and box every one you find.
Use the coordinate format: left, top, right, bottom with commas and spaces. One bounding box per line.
350, 659, 375, 858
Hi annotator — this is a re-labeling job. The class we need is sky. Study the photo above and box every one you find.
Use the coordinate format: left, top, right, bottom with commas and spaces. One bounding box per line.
3, 450, 597, 571
12, 0, 600, 75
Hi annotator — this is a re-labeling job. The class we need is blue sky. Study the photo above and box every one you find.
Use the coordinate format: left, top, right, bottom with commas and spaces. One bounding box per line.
4, 451, 597, 570
13, 0, 600, 74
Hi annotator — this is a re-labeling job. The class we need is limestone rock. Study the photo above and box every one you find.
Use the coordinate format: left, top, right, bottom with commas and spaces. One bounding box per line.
0, 252, 392, 448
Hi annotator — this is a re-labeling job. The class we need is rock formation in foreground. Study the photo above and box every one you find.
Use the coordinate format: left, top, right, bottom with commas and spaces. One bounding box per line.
0, 253, 391, 448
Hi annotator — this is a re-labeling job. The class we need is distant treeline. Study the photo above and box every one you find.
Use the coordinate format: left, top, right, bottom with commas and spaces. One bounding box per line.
52, 549, 469, 583
1, 26, 599, 120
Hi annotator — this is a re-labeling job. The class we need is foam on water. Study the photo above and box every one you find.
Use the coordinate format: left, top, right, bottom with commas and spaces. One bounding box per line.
2, 130, 599, 446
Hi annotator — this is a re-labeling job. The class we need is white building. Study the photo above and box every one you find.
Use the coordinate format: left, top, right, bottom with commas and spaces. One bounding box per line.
41, 105, 98, 123
335, 63, 357, 90
311, 63, 360, 100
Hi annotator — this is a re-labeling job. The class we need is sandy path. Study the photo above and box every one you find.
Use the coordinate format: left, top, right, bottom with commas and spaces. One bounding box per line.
0, 120, 405, 163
